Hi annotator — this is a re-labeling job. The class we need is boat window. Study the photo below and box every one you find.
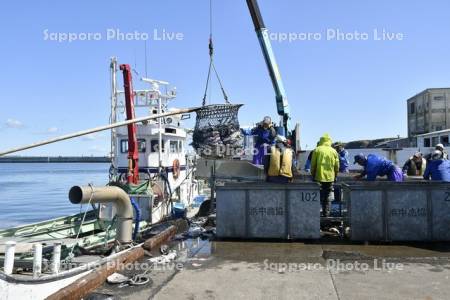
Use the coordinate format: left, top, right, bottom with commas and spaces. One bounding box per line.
441, 136, 449, 147
165, 128, 176, 134
120, 139, 147, 153
424, 138, 431, 147
120, 140, 128, 153
170, 141, 179, 153
151, 140, 165, 153
138, 139, 146, 152
432, 136, 439, 147
179, 141, 183, 152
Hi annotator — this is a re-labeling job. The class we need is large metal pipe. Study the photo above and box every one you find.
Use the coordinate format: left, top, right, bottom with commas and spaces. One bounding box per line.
69, 186, 133, 244
0, 106, 200, 157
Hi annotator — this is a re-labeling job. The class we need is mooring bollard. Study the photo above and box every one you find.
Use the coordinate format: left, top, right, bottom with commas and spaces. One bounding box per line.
33, 243, 42, 279
4, 241, 16, 275
51, 242, 62, 274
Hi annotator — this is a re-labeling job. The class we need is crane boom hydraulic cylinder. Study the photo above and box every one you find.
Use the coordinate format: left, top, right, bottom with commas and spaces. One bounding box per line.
120, 64, 139, 184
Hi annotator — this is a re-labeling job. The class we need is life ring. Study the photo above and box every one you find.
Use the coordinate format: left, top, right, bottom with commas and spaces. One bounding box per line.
173, 159, 180, 179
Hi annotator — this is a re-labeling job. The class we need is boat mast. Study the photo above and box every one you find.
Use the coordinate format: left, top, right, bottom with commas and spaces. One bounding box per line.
110, 57, 118, 173
142, 78, 172, 171
158, 90, 163, 170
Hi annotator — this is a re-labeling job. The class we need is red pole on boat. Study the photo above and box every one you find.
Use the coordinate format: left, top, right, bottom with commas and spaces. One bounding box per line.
120, 64, 139, 184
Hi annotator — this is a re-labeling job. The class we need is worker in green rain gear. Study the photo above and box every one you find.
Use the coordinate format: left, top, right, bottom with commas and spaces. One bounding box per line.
311, 134, 340, 217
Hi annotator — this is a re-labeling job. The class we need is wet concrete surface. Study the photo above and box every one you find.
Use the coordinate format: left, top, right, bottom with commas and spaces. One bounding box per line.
87, 236, 450, 300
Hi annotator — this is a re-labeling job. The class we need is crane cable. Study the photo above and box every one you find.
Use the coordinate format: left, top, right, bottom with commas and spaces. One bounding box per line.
202, 0, 230, 106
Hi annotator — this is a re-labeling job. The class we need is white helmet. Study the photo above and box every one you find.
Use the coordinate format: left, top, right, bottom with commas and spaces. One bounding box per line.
432, 150, 443, 160
276, 135, 287, 143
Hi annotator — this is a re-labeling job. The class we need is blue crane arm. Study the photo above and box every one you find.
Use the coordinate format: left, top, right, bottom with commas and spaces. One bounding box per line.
246, 0, 290, 135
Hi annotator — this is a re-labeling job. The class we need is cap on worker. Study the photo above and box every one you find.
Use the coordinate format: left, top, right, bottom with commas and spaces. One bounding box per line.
275, 135, 287, 143
262, 116, 272, 125
432, 150, 443, 160
436, 143, 445, 151
413, 152, 422, 158
354, 153, 366, 164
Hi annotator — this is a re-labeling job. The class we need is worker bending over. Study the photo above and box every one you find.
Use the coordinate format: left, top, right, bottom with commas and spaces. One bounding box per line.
353, 154, 403, 182
426, 144, 449, 161
423, 150, 450, 182
242, 116, 277, 165
333, 142, 350, 173
264, 136, 294, 183
436, 144, 449, 160
402, 152, 426, 177
311, 134, 339, 217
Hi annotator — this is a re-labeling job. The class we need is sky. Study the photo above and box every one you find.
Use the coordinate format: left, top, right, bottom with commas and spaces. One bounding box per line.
0, 0, 449, 155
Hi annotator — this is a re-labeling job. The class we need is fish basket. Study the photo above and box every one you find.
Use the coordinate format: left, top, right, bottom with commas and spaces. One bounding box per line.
193, 104, 244, 159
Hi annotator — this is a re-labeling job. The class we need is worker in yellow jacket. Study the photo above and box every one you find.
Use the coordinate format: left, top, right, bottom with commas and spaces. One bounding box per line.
311, 134, 339, 217
402, 152, 427, 177
264, 136, 294, 183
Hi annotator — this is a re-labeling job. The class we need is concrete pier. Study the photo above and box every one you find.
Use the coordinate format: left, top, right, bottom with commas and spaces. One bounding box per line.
90, 239, 450, 299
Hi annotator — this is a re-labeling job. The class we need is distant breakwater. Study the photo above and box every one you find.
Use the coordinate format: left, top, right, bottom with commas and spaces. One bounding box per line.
0, 156, 111, 163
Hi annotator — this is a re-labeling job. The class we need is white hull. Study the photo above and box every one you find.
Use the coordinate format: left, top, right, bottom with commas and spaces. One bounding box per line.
0, 271, 91, 300
0, 243, 145, 299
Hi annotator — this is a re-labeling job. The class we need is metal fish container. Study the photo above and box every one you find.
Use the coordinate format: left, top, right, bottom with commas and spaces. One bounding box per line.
342, 181, 450, 241
216, 182, 320, 239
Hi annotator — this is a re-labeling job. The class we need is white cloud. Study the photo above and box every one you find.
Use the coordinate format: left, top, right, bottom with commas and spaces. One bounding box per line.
82, 133, 106, 141
5, 118, 24, 129
47, 127, 58, 133
89, 145, 108, 154
82, 134, 98, 141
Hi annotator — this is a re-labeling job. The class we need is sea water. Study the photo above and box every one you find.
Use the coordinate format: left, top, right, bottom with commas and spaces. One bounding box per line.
0, 163, 109, 229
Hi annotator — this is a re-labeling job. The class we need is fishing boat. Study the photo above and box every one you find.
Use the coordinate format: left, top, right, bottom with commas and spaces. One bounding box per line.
108, 57, 201, 222
0, 57, 204, 299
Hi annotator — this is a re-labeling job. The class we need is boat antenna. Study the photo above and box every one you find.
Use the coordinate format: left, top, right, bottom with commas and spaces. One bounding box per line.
133, 49, 140, 76
145, 40, 148, 78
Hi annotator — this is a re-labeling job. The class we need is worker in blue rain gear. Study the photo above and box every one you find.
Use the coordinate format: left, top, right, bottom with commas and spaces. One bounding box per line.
435, 144, 449, 160
331, 143, 348, 214
353, 153, 404, 182
333, 142, 350, 173
423, 150, 450, 182
304, 142, 319, 172
425, 144, 449, 161
242, 116, 277, 165
304, 150, 313, 172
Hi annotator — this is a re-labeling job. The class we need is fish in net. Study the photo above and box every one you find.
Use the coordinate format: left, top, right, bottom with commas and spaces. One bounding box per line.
192, 104, 244, 158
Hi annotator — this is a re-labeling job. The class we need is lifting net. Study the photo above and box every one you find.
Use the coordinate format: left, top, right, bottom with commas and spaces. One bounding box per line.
192, 104, 244, 159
